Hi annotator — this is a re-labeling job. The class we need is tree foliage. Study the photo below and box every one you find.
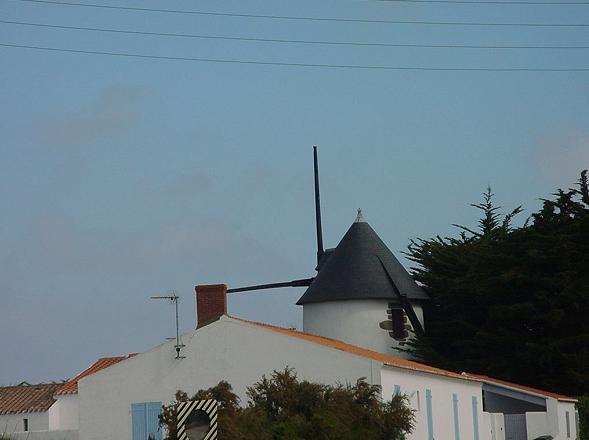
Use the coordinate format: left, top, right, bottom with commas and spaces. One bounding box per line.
406, 171, 589, 397
160, 368, 414, 440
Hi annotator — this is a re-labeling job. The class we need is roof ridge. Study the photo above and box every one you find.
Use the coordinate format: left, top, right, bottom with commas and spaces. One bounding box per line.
462, 372, 577, 402
0, 382, 61, 389
227, 315, 472, 382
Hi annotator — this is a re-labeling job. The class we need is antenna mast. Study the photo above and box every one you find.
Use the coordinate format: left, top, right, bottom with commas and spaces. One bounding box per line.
313, 146, 324, 267
150, 292, 186, 359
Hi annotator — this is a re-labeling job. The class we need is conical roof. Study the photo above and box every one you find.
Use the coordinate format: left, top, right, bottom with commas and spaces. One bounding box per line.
297, 216, 429, 305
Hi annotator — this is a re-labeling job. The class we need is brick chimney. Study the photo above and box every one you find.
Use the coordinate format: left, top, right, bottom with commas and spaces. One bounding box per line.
195, 284, 227, 328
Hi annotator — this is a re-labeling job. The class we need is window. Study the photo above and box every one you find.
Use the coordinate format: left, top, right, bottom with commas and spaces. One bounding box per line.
132, 402, 162, 440
393, 384, 401, 397
566, 411, 571, 438
23, 418, 28, 432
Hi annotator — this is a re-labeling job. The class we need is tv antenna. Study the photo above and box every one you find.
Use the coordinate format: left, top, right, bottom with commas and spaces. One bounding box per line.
150, 291, 186, 359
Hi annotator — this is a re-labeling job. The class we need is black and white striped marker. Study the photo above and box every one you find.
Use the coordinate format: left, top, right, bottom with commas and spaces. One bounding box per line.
176, 399, 218, 440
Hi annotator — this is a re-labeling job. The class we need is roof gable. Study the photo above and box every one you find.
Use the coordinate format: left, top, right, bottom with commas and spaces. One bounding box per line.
57, 355, 136, 395
0, 383, 62, 415
297, 221, 428, 305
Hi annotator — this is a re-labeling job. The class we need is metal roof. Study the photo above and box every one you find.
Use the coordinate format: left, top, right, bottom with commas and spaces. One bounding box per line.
297, 219, 429, 305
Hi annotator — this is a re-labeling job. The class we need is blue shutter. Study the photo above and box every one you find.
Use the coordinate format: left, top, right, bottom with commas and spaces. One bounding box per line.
147, 403, 163, 440
394, 385, 401, 396
132, 404, 147, 440
132, 402, 162, 440
426, 389, 434, 440
471, 396, 480, 440
453, 393, 460, 440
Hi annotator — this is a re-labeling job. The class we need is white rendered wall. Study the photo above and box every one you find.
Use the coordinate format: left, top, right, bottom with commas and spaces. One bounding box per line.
556, 401, 577, 439
486, 412, 505, 440
48, 394, 79, 430
11, 430, 78, 440
78, 316, 382, 440
381, 365, 486, 440
524, 397, 576, 440
0, 411, 48, 434
303, 299, 424, 359
526, 412, 549, 440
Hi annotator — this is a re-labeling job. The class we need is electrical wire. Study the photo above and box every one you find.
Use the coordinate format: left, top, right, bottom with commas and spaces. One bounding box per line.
2, 42, 588, 71
9, 0, 589, 27
3, 19, 588, 50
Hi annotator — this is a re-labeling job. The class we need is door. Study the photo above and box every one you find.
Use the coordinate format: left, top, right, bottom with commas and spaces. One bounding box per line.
504, 414, 527, 440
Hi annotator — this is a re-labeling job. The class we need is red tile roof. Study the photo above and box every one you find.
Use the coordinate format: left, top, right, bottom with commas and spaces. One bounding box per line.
0, 383, 62, 415
461, 373, 577, 403
56, 355, 136, 396
230, 316, 476, 382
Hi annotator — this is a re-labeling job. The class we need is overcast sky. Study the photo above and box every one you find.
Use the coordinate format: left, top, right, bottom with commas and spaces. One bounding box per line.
1, 0, 588, 385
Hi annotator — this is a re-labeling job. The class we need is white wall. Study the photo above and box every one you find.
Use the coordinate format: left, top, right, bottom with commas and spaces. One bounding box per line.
10, 430, 78, 440
526, 412, 549, 440
485, 412, 505, 440
79, 316, 381, 440
556, 401, 577, 440
303, 299, 424, 359
48, 394, 79, 430
0, 411, 48, 434
380, 365, 485, 440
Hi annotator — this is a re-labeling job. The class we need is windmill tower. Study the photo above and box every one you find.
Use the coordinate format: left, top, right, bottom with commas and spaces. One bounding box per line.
297, 209, 428, 357
228, 147, 429, 359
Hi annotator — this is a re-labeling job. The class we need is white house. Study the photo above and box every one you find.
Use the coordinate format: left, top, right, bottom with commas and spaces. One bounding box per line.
0, 357, 133, 440
78, 308, 485, 440
75, 283, 579, 440
48, 355, 135, 432
0, 382, 61, 434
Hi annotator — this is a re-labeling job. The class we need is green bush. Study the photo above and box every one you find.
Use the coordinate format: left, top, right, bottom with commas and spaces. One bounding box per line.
160, 368, 415, 440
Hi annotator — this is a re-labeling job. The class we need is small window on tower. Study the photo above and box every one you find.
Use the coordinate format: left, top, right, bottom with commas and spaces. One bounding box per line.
23, 418, 28, 432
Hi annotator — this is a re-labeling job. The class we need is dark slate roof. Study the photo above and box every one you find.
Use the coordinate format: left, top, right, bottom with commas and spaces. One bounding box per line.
297, 219, 429, 305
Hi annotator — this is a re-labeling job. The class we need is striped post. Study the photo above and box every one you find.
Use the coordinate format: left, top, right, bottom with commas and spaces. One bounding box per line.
177, 399, 218, 440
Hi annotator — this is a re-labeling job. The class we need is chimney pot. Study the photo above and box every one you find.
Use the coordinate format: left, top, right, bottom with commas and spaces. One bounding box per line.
195, 284, 227, 328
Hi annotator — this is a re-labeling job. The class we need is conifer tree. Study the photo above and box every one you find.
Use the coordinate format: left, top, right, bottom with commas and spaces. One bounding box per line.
406, 171, 589, 397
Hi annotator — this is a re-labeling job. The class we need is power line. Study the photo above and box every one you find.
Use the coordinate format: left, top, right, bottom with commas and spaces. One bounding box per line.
3, 19, 588, 50
10, 0, 589, 27
2, 42, 588, 71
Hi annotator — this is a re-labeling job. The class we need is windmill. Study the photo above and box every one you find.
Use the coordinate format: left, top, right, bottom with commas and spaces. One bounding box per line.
227, 147, 427, 350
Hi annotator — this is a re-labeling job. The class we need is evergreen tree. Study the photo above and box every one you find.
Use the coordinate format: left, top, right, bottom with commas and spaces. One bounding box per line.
406, 171, 589, 397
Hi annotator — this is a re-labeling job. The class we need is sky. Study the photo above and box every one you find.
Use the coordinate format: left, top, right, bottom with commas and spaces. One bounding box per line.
0, 0, 588, 385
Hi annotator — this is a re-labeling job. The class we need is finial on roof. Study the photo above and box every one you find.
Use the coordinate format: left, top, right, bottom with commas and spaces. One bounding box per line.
355, 208, 365, 223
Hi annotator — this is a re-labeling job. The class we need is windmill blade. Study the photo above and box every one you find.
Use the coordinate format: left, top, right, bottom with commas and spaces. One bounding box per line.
313, 146, 324, 267
227, 278, 314, 294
